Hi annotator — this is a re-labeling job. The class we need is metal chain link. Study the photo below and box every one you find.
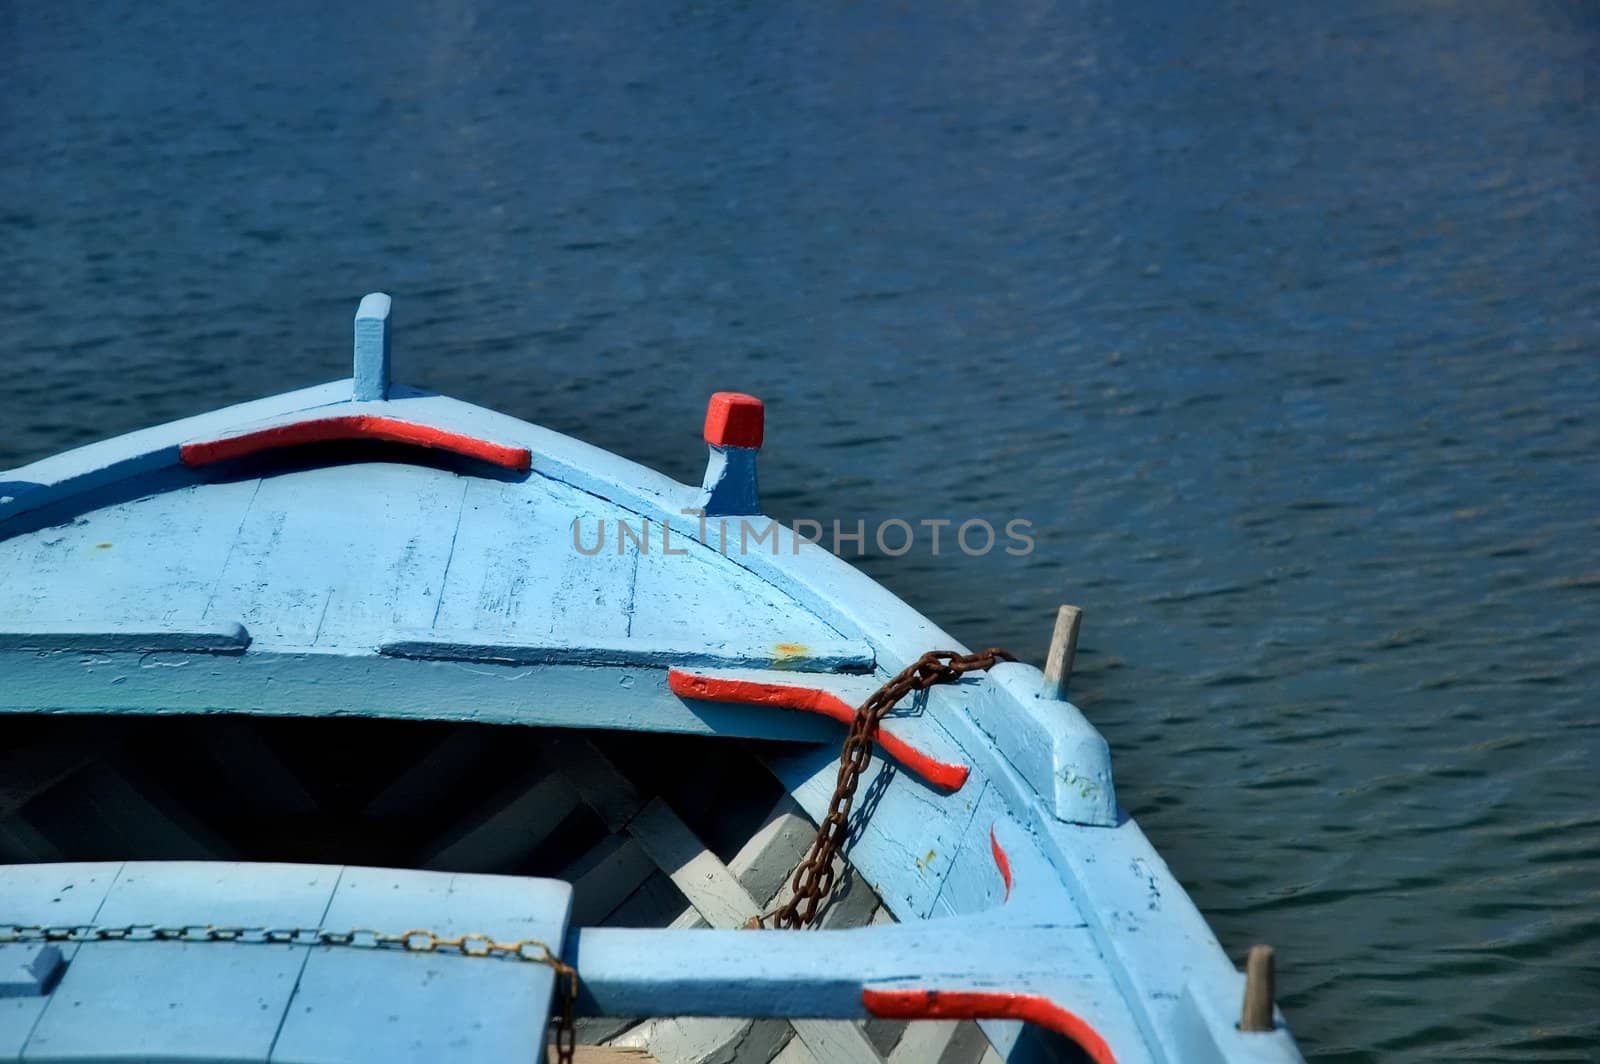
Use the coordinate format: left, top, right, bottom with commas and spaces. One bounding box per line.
758, 647, 1014, 930
0, 922, 579, 1064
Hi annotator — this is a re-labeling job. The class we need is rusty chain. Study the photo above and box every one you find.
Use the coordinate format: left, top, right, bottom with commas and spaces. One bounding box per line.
0, 922, 579, 1064
4, 650, 1017, 1049
759, 647, 1014, 930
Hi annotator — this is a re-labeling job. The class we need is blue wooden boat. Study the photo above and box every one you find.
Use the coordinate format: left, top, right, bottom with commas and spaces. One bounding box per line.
0, 295, 1304, 1064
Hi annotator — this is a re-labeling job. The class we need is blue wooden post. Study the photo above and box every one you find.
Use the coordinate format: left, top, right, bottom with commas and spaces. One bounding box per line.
698, 392, 763, 516
353, 293, 392, 401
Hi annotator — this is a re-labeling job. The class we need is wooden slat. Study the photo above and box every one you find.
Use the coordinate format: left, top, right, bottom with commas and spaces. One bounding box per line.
29, 763, 232, 859
728, 796, 819, 910
555, 742, 886, 1064
0, 724, 128, 818
571, 1047, 659, 1062
201, 719, 318, 816
362, 727, 498, 819
624, 804, 885, 1064
887, 1021, 994, 1064
420, 770, 578, 872
627, 541, 852, 659
0, 477, 261, 631
628, 798, 754, 930
550, 737, 648, 833
608, 1016, 789, 1064
432, 479, 633, 647
564, 835, 658, 927
204, 464, 465, 649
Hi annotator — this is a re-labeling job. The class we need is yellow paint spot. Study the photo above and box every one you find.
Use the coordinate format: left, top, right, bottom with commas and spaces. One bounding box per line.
916, 848, 937, 870
772, 643, 808, 670
95, 543, 112, 549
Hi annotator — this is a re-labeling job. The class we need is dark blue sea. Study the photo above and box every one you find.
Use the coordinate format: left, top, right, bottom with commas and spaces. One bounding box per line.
2, 2, 1596, 1059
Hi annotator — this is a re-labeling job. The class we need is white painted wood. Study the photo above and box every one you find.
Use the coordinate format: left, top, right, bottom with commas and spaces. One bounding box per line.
577, 1017, 642, 1045
767, 1036, 813, 1064
729, 797, 817, 908
0, 813, 63, 863
887, 1022, 993, 1064
628, 799, 755, 931
567, 835, 658, 927
610, 1016, 789, 1064
555, 738, 649, 833
54, 764, 232, 858
572, 1046, 659, 1062
886, 1022, 960, 1064
362, 727, 497, 818
572, 1047, 659, 1063
420, 770, 578, 871
764, 1036, 812, 1062
614, 792, 884, 1064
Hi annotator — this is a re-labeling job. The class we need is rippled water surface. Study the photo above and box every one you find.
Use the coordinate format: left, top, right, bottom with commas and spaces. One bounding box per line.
2, 2, 1597, 1059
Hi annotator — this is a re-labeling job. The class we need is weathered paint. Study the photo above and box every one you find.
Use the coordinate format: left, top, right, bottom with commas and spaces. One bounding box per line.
352, 292, 392, 401
698, 446, 760, 516
0, 295, 1306, 1064
667, 669, 970, 791
0, 946, 63, 999
965, 662, 1118, 826
565, 921, 1148, 1060
701, 393, 764, 450
0, 621, 250, 654
388, 638, 872, 673
1, 862, 571, 1064
861, 990, 1115, 1064
180, 415, 532, 471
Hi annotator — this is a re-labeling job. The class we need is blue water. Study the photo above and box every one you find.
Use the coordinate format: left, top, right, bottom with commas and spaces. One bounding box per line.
2, 1, 1596, 1058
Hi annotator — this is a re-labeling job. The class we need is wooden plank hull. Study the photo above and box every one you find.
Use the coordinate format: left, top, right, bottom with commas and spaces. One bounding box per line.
0, 296, 1304, 1064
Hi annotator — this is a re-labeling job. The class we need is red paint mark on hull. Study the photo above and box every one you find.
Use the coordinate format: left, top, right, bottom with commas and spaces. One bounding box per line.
667, 670, 969, 791
989, 824, 1013, 902
180, 416, 532, 472
862, 989, 1116, 1064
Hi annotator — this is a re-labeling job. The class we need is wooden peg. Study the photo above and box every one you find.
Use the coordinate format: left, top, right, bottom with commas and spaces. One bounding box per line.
1241, 944, 1276, 1032
353, 292, 392, 401
1040, 604, 1082, 700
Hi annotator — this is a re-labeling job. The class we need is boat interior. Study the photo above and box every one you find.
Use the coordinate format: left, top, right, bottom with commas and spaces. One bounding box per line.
1, 714, 1089, 1063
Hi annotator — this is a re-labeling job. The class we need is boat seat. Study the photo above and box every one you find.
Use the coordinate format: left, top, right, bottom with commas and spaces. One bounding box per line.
1, 862, 571, 1063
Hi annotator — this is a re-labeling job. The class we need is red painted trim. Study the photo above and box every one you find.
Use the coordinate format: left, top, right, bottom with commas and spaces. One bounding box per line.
180, 416, 532, 472
668, 670, 969, 791
703, 392, 764, 450
989, 825, 1012, 903
862, 989, 1116, 1064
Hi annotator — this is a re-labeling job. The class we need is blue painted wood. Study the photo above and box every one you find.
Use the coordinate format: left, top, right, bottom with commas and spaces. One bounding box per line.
19, 862, 338, 1062
697, 445, 760, 516
0, 946, 62, 1000
3, 862, 571, 1064
273, 866, 570, 1063
0, 295, 1306, 1063
965, 662, 1118, 826
0, 381, 351, 529
0, 651, 843, 743
380, 636, 873, 672
0, 864, 122, 1061
927, 782, 1012, 918
565, 921, 1149, 1058
0, 622, 249, 654
352, 292, 392, 401
766, 739, 980, 921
